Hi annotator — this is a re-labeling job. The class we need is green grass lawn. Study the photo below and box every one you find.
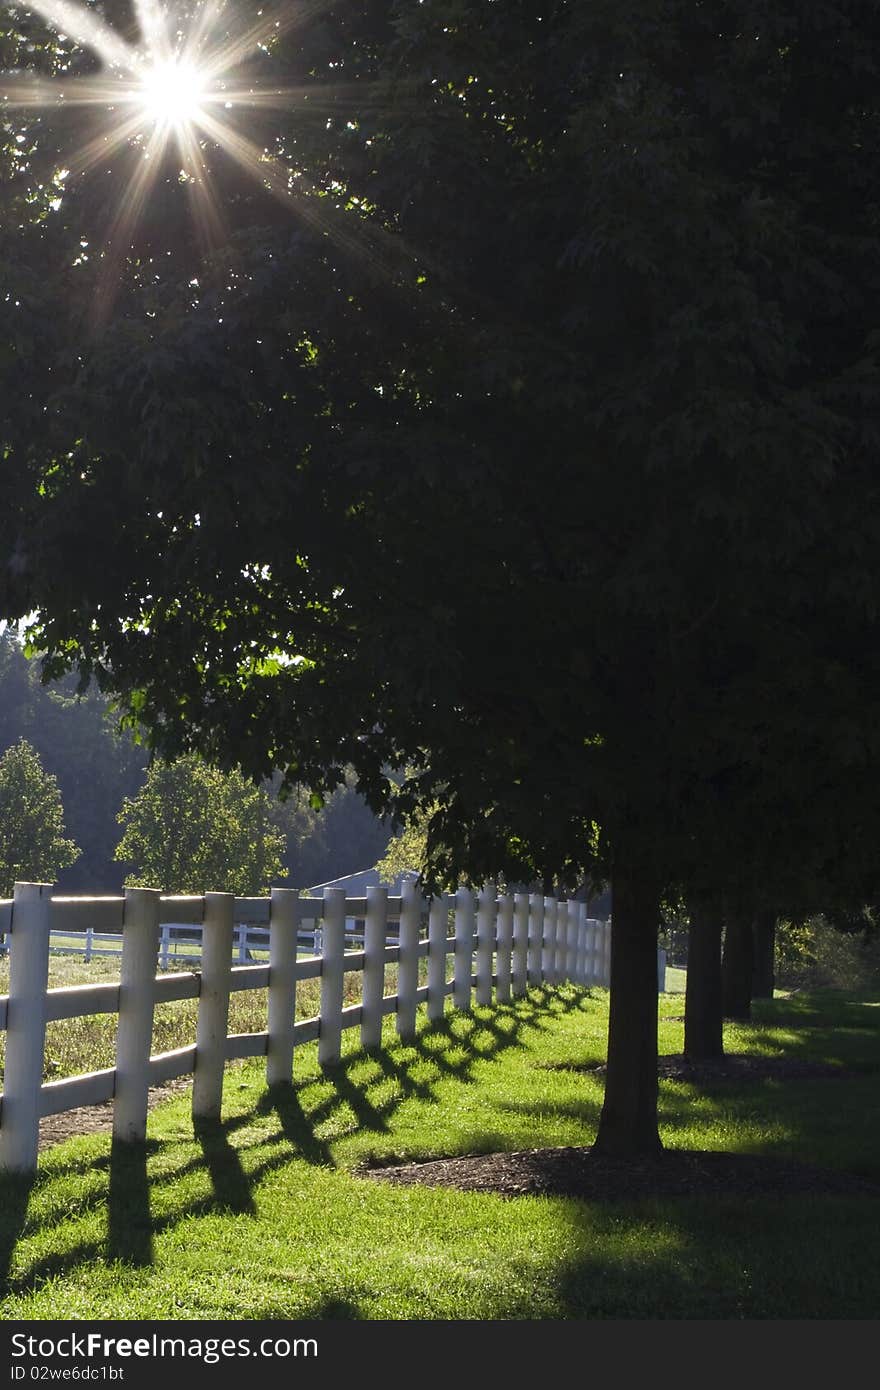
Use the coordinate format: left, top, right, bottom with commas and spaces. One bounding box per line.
1, 982, 879, 1320
664, 964, 687, 993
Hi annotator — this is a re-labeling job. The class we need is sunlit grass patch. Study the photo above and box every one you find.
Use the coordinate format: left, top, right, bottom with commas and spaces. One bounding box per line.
2, 983, 880, 1319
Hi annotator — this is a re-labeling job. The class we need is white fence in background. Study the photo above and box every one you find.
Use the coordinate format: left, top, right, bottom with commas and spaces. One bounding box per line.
0, 914, 333, 969
0, 880, 611, 1175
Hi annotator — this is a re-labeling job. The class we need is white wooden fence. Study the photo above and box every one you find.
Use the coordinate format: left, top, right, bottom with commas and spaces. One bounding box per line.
0, 916, 329, 968
0, 879, 611, 1175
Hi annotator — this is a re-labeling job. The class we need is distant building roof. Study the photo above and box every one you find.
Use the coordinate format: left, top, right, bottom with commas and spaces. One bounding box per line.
304, 867, 418, 897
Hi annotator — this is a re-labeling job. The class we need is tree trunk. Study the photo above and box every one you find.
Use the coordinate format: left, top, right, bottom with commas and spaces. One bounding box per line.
593, 855, 662, 1157
683, 898, 724, 1060
751, 909, 776, 1000
721, 909, 753, 1019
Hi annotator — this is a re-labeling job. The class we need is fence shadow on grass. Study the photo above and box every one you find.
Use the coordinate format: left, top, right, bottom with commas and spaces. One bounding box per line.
257, 985, 587, 1160
193, 1118, 257, 1216
0, 1174, 33, 1293
107, 1138, 156, 1267
0, 986, 589, 1300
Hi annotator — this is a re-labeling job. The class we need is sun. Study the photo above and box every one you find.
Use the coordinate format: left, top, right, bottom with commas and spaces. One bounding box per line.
0, 0, 309, 227
137, 57, 207, 132
0, 0, 401, 317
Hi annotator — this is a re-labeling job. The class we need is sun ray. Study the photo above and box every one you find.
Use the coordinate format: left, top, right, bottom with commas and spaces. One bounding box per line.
64, 110, 151, 178
89, 122, 168, 322
103, 125, 167, 250
196, 0, 334, 85
131, 0, 172, 62
0, 73, 124, 107
188, 105, 292, 200
193, 106, 415, 278
179, 0, 234, 67
21, 0, 139, 73
176, 120, 227, 250
211, 80, 401, 113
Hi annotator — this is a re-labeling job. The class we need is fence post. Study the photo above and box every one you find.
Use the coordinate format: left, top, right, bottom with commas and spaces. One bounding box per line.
511, 892, 529, 997
453, 886, 475, 1012
602, 920, 612, 986
575, 904, 587, 985
527, 893, 544, 986
426, 894, 449, 1022
562, 900, 573, 981
585, 918, 596, 984
113, 887, 161, 1143
84, 924, 93, 964
585, 909, 596, 985
542, 895, 557, 983
318, 888, 346, 1065
192, 892, 234, 1122
236, 922, 248, 964
551, 895, 563, 983
0, 882, 53, 1174
396, 879, 422, 1040
495, 893, 514, 1003
475, 883, 496, 1006
361, 885, 388, 1050
267, 887, 300, 1087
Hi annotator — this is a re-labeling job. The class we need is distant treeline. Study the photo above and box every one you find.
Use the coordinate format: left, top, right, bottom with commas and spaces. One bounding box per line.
0, 632, 389, 892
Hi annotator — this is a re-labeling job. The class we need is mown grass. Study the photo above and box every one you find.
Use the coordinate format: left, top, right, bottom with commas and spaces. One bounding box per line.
1, 982, 879, 1319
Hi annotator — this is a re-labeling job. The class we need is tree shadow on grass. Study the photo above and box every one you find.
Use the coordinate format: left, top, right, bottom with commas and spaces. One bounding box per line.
547, 1190, 880, 1319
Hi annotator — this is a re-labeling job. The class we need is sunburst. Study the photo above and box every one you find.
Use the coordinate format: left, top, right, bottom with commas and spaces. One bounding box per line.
0, 0, 396, 307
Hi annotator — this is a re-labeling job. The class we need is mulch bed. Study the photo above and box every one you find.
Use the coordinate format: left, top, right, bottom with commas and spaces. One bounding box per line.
557, 1054, 869, 1084
361, 1147, 880, 1201
37, 1077, 194, 1153
360, 1054, 880, 1201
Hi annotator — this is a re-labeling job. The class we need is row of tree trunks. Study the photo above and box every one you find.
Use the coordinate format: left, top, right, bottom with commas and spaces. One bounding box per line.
591, 872, 776, 1151
684, 905, 778, 1060
721, 909, 754, 1020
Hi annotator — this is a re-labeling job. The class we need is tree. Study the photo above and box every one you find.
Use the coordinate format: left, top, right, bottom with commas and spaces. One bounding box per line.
114, 756, 286, 894
375, 808, 431, 887
4, 2, 880, 1156
0, 738, 80, 895
683, 897, 725, 1062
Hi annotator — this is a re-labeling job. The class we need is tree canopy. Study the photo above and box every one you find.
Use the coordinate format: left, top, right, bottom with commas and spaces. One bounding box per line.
3, 1, 880, 1152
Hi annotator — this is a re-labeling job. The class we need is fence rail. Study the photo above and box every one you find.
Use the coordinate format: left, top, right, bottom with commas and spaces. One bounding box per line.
0, 897, 373, 967
0, 880, 611, 1174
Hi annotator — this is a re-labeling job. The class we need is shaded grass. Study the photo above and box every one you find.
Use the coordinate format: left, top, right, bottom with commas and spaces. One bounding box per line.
1, 983, 879, 1319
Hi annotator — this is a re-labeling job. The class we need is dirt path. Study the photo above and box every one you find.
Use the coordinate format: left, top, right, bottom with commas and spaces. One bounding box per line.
38, 1077, 194, 1152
